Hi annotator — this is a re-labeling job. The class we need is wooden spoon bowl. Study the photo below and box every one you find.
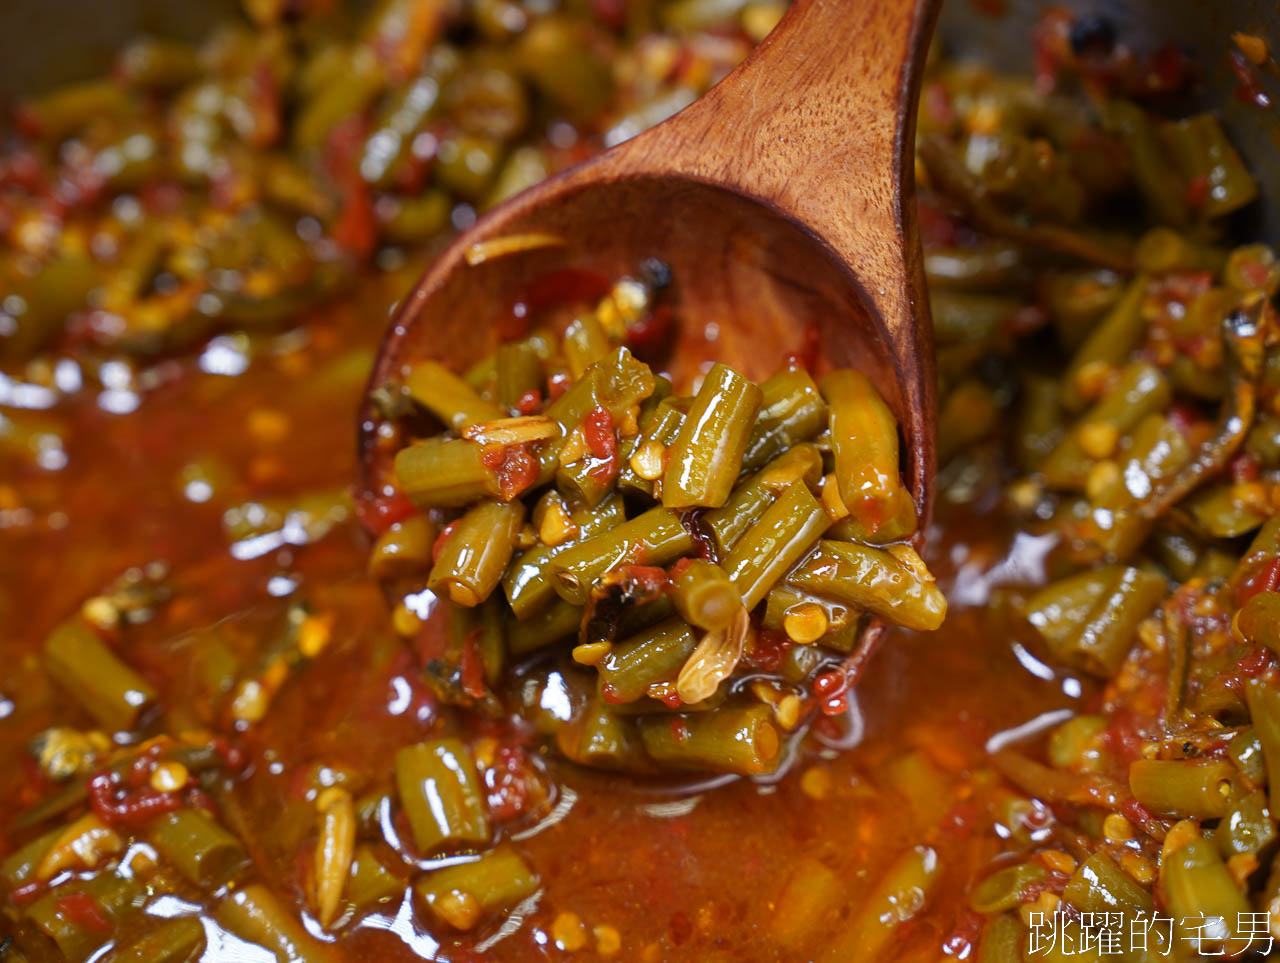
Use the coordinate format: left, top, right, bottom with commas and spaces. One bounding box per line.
358, 0, 940, 673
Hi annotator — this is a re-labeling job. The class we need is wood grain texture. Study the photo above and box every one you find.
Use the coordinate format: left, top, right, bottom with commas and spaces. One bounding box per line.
360, 0, 940, 527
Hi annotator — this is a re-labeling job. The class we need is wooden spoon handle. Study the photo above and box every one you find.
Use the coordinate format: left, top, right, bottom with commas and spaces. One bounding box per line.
620, 0, 939, 256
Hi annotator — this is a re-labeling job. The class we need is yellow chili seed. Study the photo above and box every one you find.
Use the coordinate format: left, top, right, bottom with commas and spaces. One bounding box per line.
230, 679, 269, 724
392, 604, 422, 638
552, 912, 588, 951
298, 613, 333, 658
630, 440, 666, 481
594, 924, 622, 957
1038, 850, 1076, 876
1119, 850, 1157, 886
1102, 813, 1134, 843
967, 100, 1003, 135
150, 761, 190, 793
81, 596, 120, 630
540, 500, 579, 547
1006, 479, 1043, 514
1085, 460, 1121, 500
774, 695, 803, 731
749, 680, 781, 705
1161, 819, 1201, 861
800, 766, 832, 801
1077, 422, 1119, 460
783, 603, 828, 644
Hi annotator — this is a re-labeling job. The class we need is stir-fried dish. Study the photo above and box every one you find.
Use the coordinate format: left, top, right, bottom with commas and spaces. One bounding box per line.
368, 278, 944, 775
3, 0, 1280, 960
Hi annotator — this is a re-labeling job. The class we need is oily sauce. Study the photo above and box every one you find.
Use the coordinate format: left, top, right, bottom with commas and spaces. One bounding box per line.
0, 275, 1082, 960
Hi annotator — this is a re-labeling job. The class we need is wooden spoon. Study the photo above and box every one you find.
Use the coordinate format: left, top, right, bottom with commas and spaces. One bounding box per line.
358, 0, 939, 674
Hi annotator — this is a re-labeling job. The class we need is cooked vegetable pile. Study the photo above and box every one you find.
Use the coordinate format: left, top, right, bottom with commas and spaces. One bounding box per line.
0, 0, 761, 361
915, 26, 1280, 958
370, 273, 944, 775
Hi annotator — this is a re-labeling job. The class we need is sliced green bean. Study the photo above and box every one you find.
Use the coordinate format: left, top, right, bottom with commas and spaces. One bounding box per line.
969, 861, 1048, 914
416, 845, 539, 930
348, 845, 405, 910
1134, 226, 1224, 275
507, 599, 583, 655
1043, 361, 1172, 489
769, 857, 844, 948
1060, 275, 1150, 413
741, 368, 828, 471
978, 914, 1024, 963
597, 617, 697, 703
556, 699, 646, 770
25, 874, 145, 962
788, 540, 947, 632
555, 450, 617, 507
43, 618, 157, 732
1160, 113, 1258, 219
538, 346, 656, 481
1245, 679, 1280, 813
669, 559, 741, 631
924, 242, 1027, 291
368, 515, 436, 580
495, 341, 545, 412
394, 437, 500, 508
1128, 759, 1234, 819
551, 507, 691, 605
563, 315, 609, 379
428, 500, 525, 606
1056, 567, 1166, 677
1228, 727, 1266, 786
405, 360, 504, 432
1102, 99, 1190, 228
394, 739, 490, 854
1063, 850, 1154, 916
821, 369, 906, 535
704, 444, 823, 552
639, 703, 781, 774
617, 395, 687, 498
504, 493, 625, 618
1217, 789, 1275, 858
113, 917, 207, 963
763, 584, 858, 652
662, 363, 762, 508
723, 482, 829, 611
1162, 840, 1250, 953
216, 883, 339, 963
148, 808, 251, 890
1, 827, 62, 889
